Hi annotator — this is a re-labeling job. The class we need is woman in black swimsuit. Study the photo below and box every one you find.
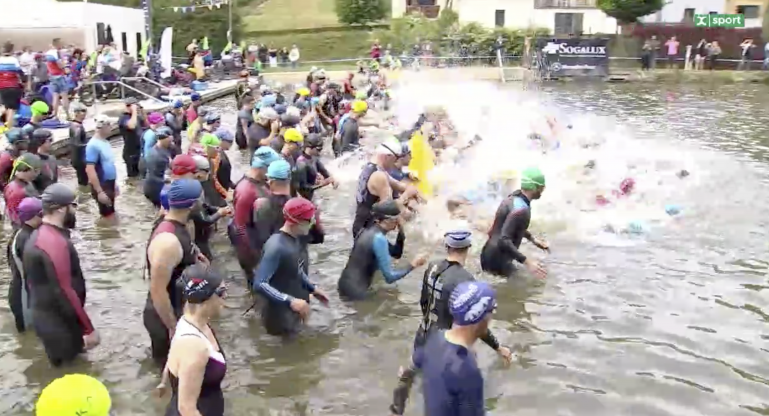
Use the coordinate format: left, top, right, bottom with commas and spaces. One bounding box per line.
159, 264, 227, 416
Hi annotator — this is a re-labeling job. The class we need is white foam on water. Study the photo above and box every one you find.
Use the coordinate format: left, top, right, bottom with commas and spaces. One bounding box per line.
376, 75, 709, 244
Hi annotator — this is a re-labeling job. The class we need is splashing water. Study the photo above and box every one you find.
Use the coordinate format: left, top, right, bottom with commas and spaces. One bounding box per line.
346, 72, 710, 245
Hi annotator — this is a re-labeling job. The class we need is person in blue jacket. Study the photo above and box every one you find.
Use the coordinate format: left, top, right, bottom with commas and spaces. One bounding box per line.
337, 200, 426, 300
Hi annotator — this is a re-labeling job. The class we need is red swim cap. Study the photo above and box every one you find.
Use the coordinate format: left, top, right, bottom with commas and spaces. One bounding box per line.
619, 178, 636, 195
171, 154, 197, 175
283, 197, 316, 224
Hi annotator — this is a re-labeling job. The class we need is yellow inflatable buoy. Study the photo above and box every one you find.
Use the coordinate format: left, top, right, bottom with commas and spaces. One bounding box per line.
36, 374, 112, 416
408, 132, 435, 198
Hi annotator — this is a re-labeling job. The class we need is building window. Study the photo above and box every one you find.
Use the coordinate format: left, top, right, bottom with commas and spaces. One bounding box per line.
554, 12, 583, 36
737, 5, 759, 19
709, 11, 717, 14
683, 8, 694, 22
136, 33, 142, 58
121, 32, 128, 53
495, 10, 505, 27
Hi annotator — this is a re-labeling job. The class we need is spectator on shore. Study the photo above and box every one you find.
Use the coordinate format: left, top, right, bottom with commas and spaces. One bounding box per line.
738, 38, 755, 71
648, 35, 660, 69
279, 47, 289, 67
665, 36, 679, 69
640, 40, 651, 71
694, 39, 707, 71
707, 41, 721, 71
258, 43, 268, 64
268, 45, 278, 68
186, 39, 198, 65
289, 45, 300, 69
371, 39, 382, 62
763, 40, 769, 70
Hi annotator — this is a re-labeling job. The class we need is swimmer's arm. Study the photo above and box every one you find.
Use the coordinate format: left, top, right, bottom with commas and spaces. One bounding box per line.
298, 268, 317, 293
239, 118, 250, 141
480, 329, 501, 351
373, 233, 413, 284
499, 210, 528, 264
340, 120, 358, 150
84, 147, 104, 194
523, 230, 534, 241
175, 338, 208, 416
293, 162, 313, 195
148, 233, 184, 331
316, 161, 332, 182
307, 211, 325, 245
254, 242, 292, 304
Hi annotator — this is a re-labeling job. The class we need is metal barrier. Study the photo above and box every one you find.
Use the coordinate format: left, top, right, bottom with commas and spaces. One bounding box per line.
84, 80, 165, 104
121, 76, 168, 91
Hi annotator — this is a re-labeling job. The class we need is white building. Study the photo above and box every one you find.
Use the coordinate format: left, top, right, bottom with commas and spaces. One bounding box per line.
640, 0, 724, 23
1, 0, 146, 54
392, 0, 618, 35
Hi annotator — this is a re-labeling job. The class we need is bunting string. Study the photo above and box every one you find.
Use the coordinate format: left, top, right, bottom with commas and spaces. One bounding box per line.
164, 0, 228, 12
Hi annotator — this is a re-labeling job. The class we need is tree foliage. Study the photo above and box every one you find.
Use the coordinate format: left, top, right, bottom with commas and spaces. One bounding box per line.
763, 0, 769, 43
374, 12, 549, 56
334, 0, 387, 25
596, 0, 663, 24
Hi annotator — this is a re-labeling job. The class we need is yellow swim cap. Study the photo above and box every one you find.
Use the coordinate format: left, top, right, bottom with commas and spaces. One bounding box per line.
36, 374, 111, 416
283, 128, 304, 143
31, 101, 50, 117
351, 100, 368, 114
297, 87, 310, 97
495, 169, 518, 180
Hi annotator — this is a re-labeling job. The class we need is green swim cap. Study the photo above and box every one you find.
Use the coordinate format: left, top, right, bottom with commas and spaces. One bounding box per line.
520, 167, 545, 190
199, 133, 221, 148
36, 374, 111, 416
31, 101, 50, 117
355, 91, 368, 100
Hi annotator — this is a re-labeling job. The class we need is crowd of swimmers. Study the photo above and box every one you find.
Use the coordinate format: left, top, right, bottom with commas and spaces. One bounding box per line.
5, 67, 558, 416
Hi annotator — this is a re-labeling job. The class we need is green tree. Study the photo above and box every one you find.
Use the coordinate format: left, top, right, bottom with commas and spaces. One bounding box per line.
763, 0, 769, 42
596, 0, 663, 23
335, 0, 387, 25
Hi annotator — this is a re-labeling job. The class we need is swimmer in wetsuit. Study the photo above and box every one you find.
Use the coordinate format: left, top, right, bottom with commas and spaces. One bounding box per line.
480, 167, 549, 279
389, 230, 512, 415
0, 128, 29, 191
338, 200, 426, 300
353, 137, 420, 239
144, 179, 205, 369
6, 197, 43, 333
293, 134, 338, 200
5, 153, 42, 230
253, 198, 330, 337
24, 184, 100, 366
228, 147, 281, 285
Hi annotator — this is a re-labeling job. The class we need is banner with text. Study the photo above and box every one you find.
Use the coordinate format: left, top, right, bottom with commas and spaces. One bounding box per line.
535, 38, 610, 77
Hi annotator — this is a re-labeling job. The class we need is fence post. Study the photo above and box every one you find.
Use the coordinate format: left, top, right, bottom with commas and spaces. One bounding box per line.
685, 45, 692, 70
497, 49, 506, 83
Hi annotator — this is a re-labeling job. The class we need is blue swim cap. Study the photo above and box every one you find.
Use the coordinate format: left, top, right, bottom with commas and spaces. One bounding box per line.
310, 97, 320, 106
627, 220, 648, 234
190, 93, 201, 101
261, 94, 277, 108
252, 146, 281, 169
156, 126, 172, 138
160, 185, 170, 211
214, 128, 234, 142
173, 100, 184, 109
444, 229, 472, 249
274, 104, 287, 115
450, 281, 496, 326
167, 179, 202, 209
266, 159, 291, 180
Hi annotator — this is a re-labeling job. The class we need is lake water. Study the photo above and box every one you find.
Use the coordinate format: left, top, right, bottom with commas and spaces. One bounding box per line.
1, 80, 769, 416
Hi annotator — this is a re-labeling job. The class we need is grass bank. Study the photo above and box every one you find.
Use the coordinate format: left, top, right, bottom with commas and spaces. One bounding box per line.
244, 28, 375, 61
242, 0, 339, 31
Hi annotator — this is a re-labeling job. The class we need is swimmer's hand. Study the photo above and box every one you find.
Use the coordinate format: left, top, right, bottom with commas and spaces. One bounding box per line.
496, 346, 513, 365
524, 258, 547, 279
290, 298, 311, 321
155, 382, 168, 398
411, 254, 428, 269
83, 330, 101, 350
217, 206, 233, 217
311, 288, 330, 306
196, 252, 210, 265
533, 239, 550, 253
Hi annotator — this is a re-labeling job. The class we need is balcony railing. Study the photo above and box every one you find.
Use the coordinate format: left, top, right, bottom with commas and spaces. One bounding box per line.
534, 0, 596, 9
406, 5, 441, 18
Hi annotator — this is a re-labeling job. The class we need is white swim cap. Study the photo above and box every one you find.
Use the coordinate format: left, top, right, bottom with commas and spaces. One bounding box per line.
377, 137, 403, 157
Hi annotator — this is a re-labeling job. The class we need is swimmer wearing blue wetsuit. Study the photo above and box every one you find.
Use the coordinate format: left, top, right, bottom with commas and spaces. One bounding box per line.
253, 198, 329, 336
338, 200, 426, 300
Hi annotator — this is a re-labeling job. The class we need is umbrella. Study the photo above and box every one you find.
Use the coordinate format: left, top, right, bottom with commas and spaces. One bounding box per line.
105, 25, 114, 44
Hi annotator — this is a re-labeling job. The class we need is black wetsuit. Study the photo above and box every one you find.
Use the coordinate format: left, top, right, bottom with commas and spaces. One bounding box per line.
216, 151, 233, 192
190, 200, 224, 261
68, 120, 90, 186
338, 225, 408, 300
164, 111, 184, 157
481, 190, 532, 277
253, 231, 316, 336
293, 153, 331, 200
143, 219, 197, 368
7, 224, 35, 332
389, 259, 502, 415
352, 162, 381, 238
253, 193, 291, 257
143, 146, 171, 208
24, 223, 94, 366
33, 153, 58, 193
